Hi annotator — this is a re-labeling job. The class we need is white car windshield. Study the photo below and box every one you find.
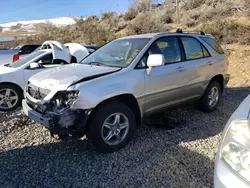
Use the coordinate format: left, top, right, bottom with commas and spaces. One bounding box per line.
80, 38, 150, 68
10, 51, 46, 68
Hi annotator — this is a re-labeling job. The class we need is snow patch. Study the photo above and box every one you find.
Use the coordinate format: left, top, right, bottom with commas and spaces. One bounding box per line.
0, 17, 82, 33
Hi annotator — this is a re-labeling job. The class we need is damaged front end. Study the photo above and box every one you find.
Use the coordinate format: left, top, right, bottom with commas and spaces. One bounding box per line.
23, 82, 91, 137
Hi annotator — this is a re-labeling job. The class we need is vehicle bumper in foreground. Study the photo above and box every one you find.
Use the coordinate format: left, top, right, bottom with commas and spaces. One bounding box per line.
214, 156, 249, 188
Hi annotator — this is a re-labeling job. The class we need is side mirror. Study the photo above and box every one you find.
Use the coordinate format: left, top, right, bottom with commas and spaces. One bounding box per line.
146, 54, 165, 76
29, 62, 40, 69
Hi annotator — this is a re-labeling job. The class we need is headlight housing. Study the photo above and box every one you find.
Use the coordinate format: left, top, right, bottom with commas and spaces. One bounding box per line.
59, 90, 79, 107
221, 120, 250, 183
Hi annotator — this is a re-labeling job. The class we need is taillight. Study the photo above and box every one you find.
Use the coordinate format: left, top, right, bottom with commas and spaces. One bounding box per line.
13, 54, 20, 62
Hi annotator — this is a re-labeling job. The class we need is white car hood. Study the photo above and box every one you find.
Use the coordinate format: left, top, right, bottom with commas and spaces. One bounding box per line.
40, 41, 89, 63
29, 64, 121, 91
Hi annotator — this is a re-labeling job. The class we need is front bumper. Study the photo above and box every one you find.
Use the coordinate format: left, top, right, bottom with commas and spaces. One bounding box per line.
22, 99, 54, 129
22, 99, 91, 135
214, 158, 249, 188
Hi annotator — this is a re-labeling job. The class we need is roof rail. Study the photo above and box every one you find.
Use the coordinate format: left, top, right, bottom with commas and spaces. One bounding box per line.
176, 28, 206, 35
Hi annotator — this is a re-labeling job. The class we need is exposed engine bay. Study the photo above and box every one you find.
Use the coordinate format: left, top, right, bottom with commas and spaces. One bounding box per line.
26, 89, 91, 136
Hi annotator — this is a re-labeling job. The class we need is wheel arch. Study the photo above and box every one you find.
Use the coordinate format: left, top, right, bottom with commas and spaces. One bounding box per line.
86, 93, 142, 131
0, 82, 23, 95
210, 74, 224, 92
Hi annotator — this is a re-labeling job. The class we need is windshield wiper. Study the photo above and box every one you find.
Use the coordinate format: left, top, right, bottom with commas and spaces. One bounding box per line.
86, 62, 122, 68
86, 61, 106, 66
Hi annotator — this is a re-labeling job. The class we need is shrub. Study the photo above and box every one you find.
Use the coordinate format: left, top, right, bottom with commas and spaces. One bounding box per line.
124, 9, 138, 21
128, 11, 171, 34
181, 0, 206, 10
181, 16, 197, 27
131, 0, 152, 12
200, 20, 250, 44
10, 24, 22, 30
161, 12, 173, 24
86, 15, 99, 22
101, 12, 116, 20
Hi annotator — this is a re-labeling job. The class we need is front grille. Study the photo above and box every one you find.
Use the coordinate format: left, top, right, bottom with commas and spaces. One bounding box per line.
27, 82, 50, 100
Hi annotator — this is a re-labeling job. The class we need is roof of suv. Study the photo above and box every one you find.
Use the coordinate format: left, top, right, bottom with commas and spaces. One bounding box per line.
118, 32, 213, 40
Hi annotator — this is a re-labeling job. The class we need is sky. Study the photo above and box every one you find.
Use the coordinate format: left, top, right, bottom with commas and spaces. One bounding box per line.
0, 0, 133, 23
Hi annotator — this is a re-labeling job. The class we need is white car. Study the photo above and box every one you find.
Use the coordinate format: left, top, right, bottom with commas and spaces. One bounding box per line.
0, 41, 89, 111
214, 94, 250, 187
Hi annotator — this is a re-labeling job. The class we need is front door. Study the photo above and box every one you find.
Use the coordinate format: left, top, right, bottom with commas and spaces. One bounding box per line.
23, 53, 54, 86
143, 36, 187, 114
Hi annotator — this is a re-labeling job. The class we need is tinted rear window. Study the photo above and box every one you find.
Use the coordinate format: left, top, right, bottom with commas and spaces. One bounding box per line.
200, 37, 225, 54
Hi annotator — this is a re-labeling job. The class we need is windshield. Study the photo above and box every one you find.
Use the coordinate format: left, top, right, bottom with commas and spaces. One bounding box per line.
80, 38, 150, 67
10, 50, 46, 68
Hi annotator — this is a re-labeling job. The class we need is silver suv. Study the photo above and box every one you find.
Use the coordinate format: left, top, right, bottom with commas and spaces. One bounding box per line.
22, 30, 230, 153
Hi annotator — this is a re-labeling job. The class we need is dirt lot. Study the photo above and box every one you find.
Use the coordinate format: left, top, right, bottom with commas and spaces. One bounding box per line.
0, 44, 249, 188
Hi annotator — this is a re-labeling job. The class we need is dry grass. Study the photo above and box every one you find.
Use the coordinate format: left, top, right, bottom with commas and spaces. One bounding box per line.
0, 0, 249, 47
225, 44, 250, 87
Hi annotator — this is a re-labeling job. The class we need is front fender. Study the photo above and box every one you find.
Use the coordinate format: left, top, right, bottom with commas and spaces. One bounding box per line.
71, 83, 134, 110
70, 68, 145, 113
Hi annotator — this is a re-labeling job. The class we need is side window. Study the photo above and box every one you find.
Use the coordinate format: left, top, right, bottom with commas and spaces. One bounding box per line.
137, 37, 181, 68
36, 53, 53, 65
180, 37, 205, 60
202, 45, 210, 57
200, 37, 225, 54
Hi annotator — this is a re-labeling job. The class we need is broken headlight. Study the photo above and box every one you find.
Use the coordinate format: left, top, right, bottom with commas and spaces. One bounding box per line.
221, 120, 250, 183
59, 90, 79, 107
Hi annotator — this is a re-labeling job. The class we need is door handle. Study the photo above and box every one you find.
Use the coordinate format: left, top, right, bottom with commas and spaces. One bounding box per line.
176, 66, 186, 72
207, 61, 214, 66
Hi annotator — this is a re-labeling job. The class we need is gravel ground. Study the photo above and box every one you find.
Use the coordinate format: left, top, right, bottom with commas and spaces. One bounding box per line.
0, 87, 249, 188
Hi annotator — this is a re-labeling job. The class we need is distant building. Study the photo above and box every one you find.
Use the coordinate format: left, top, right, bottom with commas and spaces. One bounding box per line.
0, 36, 16, 44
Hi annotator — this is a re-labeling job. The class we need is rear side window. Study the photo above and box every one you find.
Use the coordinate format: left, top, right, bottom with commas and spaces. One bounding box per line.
180, 37, 210, 60
37, 53, 53, 65
200, 37, 225, 54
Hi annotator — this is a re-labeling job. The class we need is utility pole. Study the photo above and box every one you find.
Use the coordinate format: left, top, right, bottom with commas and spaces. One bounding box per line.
176, 0, 179, 25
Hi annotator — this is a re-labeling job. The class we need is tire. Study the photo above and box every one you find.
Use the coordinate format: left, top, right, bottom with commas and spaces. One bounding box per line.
198, 80, 222, 113
0, 84, 23, 112
87, 101, 136, 153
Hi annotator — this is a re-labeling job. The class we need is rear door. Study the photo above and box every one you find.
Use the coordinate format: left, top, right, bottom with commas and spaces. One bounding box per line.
178, 36, 212, 99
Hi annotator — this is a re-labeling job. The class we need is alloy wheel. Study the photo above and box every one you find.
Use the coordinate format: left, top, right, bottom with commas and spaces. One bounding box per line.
0, 88, 19, 110
101, 113, 129, 146
208, 87, 219, 108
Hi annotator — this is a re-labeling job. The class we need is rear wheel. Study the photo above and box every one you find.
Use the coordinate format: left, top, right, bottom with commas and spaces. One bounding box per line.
198, 80, 221, 113
0, 84, 23, 111
87, 102, 136, 153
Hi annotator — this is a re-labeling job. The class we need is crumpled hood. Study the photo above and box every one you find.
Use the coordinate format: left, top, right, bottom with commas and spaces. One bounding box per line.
29, 64, 121, 91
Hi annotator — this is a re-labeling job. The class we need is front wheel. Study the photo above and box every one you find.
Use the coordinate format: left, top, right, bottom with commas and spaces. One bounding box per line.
87, 102, 136, 153
198, 80, 221, 113
0, 84, 23, 112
